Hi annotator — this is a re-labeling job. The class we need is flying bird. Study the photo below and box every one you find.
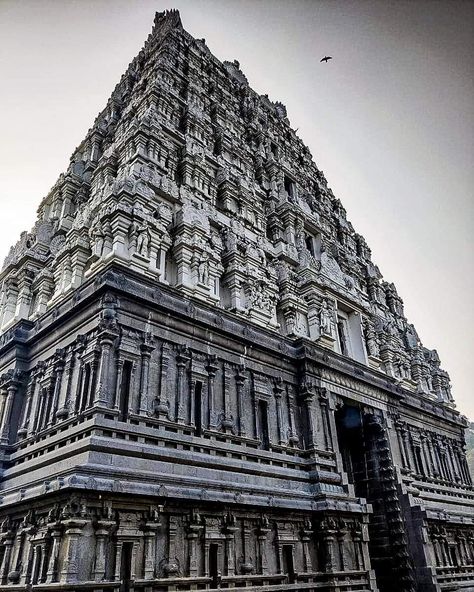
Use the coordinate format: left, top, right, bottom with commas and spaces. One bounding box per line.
320, 56, 332, 63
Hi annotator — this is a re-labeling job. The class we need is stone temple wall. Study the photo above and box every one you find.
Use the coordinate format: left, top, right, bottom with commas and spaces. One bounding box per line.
0, 9, 472, 592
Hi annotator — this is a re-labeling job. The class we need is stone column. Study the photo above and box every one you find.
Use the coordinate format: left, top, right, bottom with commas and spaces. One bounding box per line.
138, 342, 154, 415
48, 354, 65, 427
400, 427, 413, 472
143, 519, 160, 580
420, 433, 434, 477
30, 542, 41, 584
59, 519, 86, 583
273, 380, 284, 445
318, 388, 333, 451
203, 539, 210, 577
0, 374, 21, 445
221, 363, 233, 432
321, 520, 337, 573
0, 534, 14, 584
336, 524, 349, 571
286, 386, 300, 446
56, 350, 75, 420
223, 519, 238, 577
257, 527, 270, 575
351, 524, 364, 571
18, 375, 36, 439
206, 355, 219, 429
19, 532, 35, 585
113, 358, 124, 412
45, 528, 62, 584
241, 521, 254, 573
431, 536, 441, 566
164, 516, 179, 576
187, 527, 200, 577
446, 441, 460, 482
175, 347, 189, 423
93, 521, 114, 581
426, 436, 439, 478
155, 344, 170, 419
394, 421, 408, 469
235, 365, 247, 437
87, 352, 100, 410
95, 333, 116, 408
300, 382, 316, 448
113, 540, 123, 581
301, 524, 313, 573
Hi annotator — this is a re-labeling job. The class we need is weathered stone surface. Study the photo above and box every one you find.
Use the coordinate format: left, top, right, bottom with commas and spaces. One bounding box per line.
0, 9, 472, 592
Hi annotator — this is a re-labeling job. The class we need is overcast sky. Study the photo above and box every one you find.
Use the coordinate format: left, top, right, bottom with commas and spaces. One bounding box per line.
0, 0, 472, 418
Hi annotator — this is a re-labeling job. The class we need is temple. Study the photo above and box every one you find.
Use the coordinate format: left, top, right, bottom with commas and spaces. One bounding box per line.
0, 10, 472, 592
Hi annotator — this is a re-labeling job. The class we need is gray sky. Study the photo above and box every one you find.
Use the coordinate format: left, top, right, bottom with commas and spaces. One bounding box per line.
0, 0, 473, 418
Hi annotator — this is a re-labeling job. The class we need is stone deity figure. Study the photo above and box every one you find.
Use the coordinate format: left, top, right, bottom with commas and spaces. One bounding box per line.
363, 319, 380, 357
255, 236, 266, 266
90, 221, 105, 257
128, 220, 139, 252
137, 221, 151, 258
198, 253, 210, 285
319, 299, 334, 337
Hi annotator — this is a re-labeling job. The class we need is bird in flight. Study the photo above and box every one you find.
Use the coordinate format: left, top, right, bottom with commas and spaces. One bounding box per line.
320, 56, 332, 63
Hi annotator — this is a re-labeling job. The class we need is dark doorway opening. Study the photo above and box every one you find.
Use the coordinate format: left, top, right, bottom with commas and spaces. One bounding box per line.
120, 542, 133, 592
119, 361, 133, 422
334, 405, 366, 494
257, 399, 270, 450
449, 546, 458, 567
334, 404, 412, 592
282, 545, 295, 583
209, 543, 219, 587
194, 380, 203, 436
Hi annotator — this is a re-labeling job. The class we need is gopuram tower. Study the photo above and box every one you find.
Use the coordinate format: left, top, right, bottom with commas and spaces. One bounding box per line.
0, 10, 472, 592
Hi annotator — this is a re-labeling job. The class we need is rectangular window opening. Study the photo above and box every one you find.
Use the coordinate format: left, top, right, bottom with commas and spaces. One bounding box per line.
284, 175, 296, 199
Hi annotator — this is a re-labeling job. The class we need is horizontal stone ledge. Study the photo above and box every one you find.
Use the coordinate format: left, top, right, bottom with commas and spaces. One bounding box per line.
0, 469, 369, 514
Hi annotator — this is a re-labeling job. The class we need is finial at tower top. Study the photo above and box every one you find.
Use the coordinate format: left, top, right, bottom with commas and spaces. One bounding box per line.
153, 9, 183, 33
